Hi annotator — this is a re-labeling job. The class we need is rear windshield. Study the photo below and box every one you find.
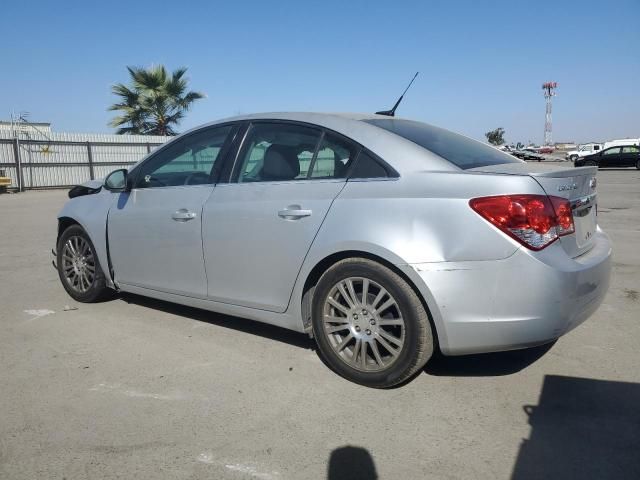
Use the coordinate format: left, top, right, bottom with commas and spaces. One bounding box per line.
364, 119, 522, 169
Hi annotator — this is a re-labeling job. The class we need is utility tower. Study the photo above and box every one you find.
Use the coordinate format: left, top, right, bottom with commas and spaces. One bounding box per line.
542, 82, 557, 145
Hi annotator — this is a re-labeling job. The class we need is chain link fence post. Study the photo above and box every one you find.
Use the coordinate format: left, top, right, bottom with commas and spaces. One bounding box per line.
86, 142, 95, 180
13, 137, 24, 192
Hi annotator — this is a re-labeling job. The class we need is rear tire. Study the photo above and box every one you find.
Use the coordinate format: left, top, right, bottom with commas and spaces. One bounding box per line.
57, 224, 113, 303
312, 258, 434, 388
636, 159, 640, 170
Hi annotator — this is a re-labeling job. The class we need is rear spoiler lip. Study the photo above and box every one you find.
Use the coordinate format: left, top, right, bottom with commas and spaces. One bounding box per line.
529, 166, 597, 178
467, 164, 597, 178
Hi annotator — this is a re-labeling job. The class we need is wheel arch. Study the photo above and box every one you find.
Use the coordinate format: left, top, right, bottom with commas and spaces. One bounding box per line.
56, 192, 115, 289
299, 249, 444, 352
56, 214, 115, 290
57, 216, 81, 242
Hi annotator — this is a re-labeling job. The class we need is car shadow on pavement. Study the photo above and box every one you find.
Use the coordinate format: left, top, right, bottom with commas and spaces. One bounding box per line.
121, 293, 556, 382
119, 293, 315, 350
328, 446, 378, 480
424, 342, 555, 377
511, 375, 640, 480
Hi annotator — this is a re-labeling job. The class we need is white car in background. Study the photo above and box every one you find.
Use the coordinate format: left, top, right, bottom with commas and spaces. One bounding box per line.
603, 138, 640, 149
566, 143, 603, 161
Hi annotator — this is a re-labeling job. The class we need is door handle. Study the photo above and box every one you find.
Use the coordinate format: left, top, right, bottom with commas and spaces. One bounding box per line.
278, 205, 312, 220
172, 209, 197, 221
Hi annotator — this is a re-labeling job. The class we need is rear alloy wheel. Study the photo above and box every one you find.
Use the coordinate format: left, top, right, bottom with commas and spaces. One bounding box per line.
57, 224, 112, 302
312, 258, 433, 388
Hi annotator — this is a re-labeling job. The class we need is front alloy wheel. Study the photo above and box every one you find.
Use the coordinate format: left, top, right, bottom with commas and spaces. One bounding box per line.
57, 224, 112, 302
60, 235, 96, 293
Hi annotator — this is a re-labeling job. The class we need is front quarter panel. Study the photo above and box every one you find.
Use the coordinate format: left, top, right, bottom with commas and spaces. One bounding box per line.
57, 190, 116, 288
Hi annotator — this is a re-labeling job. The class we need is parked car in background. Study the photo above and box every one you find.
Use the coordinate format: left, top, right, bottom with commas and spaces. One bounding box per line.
523, 146, 554, 154
55, 112, 611, 388
575, 145, 640, 169
536, 146, 555, 154
566, 143, 603, 161
512, 149, 544, 162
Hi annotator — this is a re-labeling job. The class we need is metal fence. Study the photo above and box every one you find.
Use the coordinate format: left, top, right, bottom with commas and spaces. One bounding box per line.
0, 137, 168, 191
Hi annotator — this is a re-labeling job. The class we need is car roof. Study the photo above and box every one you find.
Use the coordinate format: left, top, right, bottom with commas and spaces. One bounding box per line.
195, 112, 458, 174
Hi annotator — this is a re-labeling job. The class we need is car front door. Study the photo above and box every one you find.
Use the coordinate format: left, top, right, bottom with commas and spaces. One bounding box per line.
202, 122, 359, 312
108, 124, 236, 297
598, 147, 621, 167
620, 145, 640, 167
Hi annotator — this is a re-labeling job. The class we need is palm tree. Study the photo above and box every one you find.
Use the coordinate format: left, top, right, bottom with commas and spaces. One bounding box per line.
109, 65, 205, 136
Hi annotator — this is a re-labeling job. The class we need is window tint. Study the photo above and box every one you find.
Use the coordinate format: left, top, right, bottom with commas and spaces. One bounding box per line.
622, 146, 639, 153
237, 123, 322, 182
136, 126, 232, 188
364, 119, 521, 169
593, 145, 601, 151
603, 147, 620, 156
350, 151, 389, 179
309, 134, 358, 179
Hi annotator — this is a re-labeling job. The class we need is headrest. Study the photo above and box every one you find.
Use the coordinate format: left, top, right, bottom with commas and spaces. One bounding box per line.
262, 145, 300, 181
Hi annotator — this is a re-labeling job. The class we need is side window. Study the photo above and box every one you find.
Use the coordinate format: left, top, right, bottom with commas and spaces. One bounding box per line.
622, 146, 639, 153
135, 125, 232, 188
350, 151, 390, 179
236, 123, 322, 183
593, 145, 600, 151
309, 134, 358, 179
602, 147, 620, 156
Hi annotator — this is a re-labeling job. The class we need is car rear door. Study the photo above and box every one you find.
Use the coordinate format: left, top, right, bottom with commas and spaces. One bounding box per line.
108, 124, 236, 297
620, 145, 640, 167
202, 121, 359, 312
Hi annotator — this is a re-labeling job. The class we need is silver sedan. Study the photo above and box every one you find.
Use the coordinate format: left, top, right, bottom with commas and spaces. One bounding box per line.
56, 113, 611, 388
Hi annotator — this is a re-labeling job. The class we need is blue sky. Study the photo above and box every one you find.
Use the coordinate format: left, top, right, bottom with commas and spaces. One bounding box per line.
1, 0, 638, 144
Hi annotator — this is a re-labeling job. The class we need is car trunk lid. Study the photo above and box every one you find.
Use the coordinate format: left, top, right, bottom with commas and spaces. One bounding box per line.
468, 163, 598, 258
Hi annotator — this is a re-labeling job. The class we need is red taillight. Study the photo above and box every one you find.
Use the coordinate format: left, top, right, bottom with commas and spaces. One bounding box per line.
549, 196, 575, 236
469, 194, 575, 250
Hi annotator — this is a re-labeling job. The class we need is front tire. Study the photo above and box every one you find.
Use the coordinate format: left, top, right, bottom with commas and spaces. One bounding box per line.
57, 224, 112, 302
570, 154, 579, 161
312, 258, 434, 388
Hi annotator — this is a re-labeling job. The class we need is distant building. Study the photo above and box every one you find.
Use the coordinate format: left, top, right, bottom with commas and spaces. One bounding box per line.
0, 120, 168, 143
554, 142, 577, 150
0, 120, 52, 140
0, 120, 170, 190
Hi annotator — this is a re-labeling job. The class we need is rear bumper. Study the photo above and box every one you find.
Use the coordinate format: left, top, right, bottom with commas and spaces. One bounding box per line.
406, 228, 612, 355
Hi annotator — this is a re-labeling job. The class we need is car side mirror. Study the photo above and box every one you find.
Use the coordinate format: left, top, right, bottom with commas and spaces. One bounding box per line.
104, 169, 129, 192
